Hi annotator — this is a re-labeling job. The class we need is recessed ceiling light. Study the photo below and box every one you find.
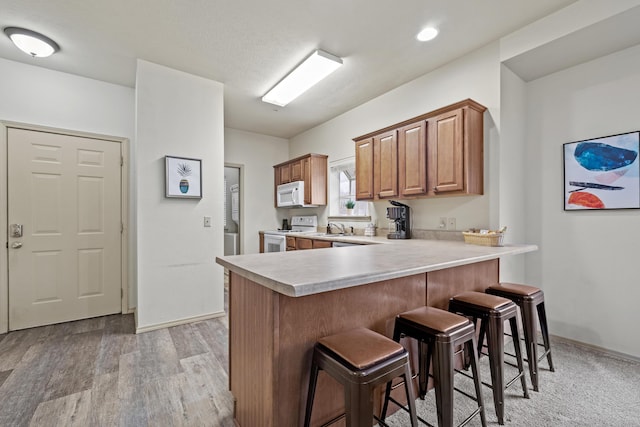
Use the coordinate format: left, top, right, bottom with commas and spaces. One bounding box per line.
417, 27, 439, 42
262, 50, 343, 107
4, 27, 60, 58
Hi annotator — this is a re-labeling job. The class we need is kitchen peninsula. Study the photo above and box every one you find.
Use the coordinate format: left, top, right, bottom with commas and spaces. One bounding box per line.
216, 239, 537, 427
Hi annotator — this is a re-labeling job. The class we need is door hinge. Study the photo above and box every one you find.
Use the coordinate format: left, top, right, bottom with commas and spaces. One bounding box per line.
121, 222, 124, 234
120, 156, 124, 166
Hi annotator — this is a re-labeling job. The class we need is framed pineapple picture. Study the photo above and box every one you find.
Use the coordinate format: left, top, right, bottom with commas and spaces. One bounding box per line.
165, 156, 202, 198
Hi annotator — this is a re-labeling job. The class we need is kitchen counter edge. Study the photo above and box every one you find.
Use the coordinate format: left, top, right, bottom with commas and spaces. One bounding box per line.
217, 240, 538, 298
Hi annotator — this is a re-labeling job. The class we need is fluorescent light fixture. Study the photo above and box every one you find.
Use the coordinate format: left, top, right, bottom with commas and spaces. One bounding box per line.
262, 49, 343, 107
4, 27, 60, 57
417, 27, 439, 42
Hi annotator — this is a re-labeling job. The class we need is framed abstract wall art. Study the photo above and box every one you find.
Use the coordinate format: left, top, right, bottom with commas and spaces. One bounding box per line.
563, 131, 639, 210
165, 156, 202, 199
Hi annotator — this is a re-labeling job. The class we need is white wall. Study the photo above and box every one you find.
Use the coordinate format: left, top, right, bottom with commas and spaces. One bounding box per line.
135, 60, 225, 331
289, 43, 501, 232
0, 58, 134, 137
0, 58, 135, 333
497, 65, 528, 282
524, 45, 640, 358
224, 128, 289, 253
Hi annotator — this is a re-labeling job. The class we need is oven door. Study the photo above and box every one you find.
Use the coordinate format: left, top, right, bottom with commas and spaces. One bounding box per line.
263, 234, 286, 253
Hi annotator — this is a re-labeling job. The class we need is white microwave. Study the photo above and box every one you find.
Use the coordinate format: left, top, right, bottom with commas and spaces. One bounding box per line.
276, 180, 309, 208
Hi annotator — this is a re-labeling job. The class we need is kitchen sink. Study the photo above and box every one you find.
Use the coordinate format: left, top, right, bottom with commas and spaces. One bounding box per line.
331, 241, 360, 247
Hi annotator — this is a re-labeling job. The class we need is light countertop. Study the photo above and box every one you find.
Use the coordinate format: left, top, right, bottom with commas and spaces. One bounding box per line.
216, 238, 538, 297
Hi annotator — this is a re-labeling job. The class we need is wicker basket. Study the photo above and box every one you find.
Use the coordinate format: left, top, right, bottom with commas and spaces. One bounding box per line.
462, 231, 505, 247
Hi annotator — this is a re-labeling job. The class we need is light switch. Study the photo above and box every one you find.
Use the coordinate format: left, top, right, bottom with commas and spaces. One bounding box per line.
204, 216, 212, 227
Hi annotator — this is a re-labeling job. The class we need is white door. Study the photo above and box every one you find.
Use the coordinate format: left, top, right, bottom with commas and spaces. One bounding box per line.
7, 128, 122, 330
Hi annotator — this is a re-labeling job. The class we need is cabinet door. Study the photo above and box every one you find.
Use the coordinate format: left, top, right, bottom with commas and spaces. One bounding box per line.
355, 138, 374, 200
312, 239, 332, 249
286, 236, 296, 251
398, 121, 427, 197
302, 157, 311, 204
428, 109, 464, 194
374, 130, 398, 199
279, 164, 291, 184
290, 160, 302, 182
296, 238, 313, 250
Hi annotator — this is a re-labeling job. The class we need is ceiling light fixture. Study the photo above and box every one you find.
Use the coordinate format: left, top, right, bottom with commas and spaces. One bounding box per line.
4, 27, 60, 58
417, 27, 439, 42
262, 49, 343, 107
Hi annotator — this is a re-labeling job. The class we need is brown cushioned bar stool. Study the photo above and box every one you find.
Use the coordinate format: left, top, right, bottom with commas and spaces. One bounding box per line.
304, 327, 418, 427
448, 292, 529, 425
380, 306, 487, 427
486, 283, 554, 392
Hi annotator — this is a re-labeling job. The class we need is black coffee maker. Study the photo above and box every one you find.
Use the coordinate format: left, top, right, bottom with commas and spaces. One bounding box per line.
386, 200, 411, 239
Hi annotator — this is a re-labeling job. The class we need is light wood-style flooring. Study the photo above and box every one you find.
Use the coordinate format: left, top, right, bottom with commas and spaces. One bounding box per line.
0, 314, 234, 427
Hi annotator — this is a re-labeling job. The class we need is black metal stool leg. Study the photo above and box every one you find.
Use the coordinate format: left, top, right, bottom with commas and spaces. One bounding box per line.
486, 317, 505, 425
467, 335, 487, 427
521, 299, 539, 391
509, 317, 530, 399
304, 357, 320, 427
537, 302, 555, 372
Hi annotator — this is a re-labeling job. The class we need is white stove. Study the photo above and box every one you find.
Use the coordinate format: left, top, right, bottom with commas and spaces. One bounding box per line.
263, 215, 317, 252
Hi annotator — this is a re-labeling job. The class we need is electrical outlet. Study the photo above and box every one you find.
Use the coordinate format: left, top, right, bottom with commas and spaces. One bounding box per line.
204, 216, 212, 227
447, 217, 456, 230
439, 217, 447, 229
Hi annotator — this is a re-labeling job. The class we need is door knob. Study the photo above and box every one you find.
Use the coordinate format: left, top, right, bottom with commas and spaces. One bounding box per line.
11, 242, 22, 249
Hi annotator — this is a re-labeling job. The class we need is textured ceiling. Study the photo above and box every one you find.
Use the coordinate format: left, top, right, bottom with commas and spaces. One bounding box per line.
0, 0, 577, 138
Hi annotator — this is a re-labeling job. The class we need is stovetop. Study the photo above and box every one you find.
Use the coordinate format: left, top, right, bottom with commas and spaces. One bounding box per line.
264, 215, 318, 236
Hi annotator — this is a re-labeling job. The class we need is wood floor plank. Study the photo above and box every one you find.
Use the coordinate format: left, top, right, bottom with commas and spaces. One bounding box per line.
142, 373, 213, 426
94, 315, 138, 376
118, 328, 182, 389
87, 373, 121, 426
116, 359, 149, 427
0, 340, 67, 427
0, 327, 51, 371
44, 330, 102, 401
180, 352, 235, 426
29, 389, 91, 427
194, 318, 229, 369
0, 370, 12, 388
169, 323, 210, 360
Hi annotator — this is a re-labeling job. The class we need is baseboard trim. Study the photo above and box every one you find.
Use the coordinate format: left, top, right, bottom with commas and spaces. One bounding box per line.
135, 311, 225, 334
551, 334, 640, 363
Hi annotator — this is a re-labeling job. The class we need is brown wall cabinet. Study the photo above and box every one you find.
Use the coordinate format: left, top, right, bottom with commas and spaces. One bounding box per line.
274, 153, 328, 206
353, 99, 486, 201
355, 130, 399, 200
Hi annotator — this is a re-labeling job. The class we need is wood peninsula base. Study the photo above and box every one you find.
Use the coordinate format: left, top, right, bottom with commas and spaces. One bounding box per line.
228, 259, 499, 427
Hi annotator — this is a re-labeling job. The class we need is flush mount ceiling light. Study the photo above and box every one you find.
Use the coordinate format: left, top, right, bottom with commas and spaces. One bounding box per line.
417, 27, 439, 42
262, 49, 343, 107
4, 27, 60, 58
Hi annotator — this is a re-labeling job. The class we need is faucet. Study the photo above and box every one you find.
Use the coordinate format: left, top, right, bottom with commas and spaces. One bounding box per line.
327, 222, 346, 234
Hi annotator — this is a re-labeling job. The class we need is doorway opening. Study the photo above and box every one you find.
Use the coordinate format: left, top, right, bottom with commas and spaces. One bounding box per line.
224, 165, 242, 256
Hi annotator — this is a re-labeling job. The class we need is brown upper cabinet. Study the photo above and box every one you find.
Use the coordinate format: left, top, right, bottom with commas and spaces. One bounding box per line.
353, 99, 486, 201
355, 130, 399, 200
273, 153, 328, 206
398, 121, 427, 197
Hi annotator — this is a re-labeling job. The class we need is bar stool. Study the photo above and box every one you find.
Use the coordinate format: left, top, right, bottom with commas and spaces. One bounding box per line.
380, 306, 487, 427
486, 282, 554, 392
448, 292, 529, 425
304, 327, 418, 427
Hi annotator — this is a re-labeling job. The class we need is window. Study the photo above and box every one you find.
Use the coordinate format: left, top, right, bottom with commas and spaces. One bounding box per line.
330, 158, 368, 217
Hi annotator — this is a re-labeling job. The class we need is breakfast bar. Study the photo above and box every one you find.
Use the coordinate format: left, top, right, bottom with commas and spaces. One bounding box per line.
216, 239, 537, 427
